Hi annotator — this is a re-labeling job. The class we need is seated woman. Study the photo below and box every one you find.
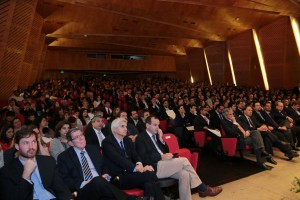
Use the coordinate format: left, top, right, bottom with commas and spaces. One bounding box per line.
0, 125, 14, 152
49, 120, 70, 161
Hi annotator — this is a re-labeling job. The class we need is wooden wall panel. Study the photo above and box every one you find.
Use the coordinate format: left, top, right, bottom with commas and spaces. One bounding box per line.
186, 48, 208, 83
175, 56, 190, 81
204, 42, 232, 85
228, 30, 264, 87
21, 13, 44, 88
44, 50, 176, 72
0, 0, 37, 99
259, 17, 300, 89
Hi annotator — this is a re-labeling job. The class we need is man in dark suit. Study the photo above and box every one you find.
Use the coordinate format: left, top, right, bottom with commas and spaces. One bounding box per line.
101, 101, 113, 120
194, 106, 221, 153
238, 105, 277, 165
209, 104, 225, 130
272, 101, 300, 149
136, 110, 150, 133
102, 118, 164, 200
57, 128, 135, 200
85, 115, 110, 149
135, 116, 222, 200
252, 102, 298, 159
0, 128, 72, 200
235, 101, 245, 117
286, 101, 300, 126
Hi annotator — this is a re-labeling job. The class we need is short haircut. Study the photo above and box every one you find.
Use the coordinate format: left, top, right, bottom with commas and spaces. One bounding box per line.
111, 117, 127, 134
66, 128, 80, 141
145, 115, 158, 125
222, 108, 232, 116
14, 128, 37, 145
91, 115, 103, 123
68, 116, 77, 124
117, 110, 127, 118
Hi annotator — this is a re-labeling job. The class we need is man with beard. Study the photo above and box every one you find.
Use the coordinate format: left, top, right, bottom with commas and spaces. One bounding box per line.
0, 129, 72, 200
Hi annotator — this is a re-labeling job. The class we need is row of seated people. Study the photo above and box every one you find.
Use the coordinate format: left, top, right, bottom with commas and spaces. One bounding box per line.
0, 115, 223, 200
191, 101, 300, 170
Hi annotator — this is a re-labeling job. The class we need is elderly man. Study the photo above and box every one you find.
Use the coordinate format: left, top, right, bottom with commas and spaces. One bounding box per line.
135, 116, 222, 200
0, 129, 72, 200
57, 128, 138, 200
102, 118, 164, 200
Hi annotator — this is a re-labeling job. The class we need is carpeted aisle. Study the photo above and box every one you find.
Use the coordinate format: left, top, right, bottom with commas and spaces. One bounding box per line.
196, 151, 265, 187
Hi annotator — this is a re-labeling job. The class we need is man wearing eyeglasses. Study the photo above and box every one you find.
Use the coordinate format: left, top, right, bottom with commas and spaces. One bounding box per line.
0, 129, 72, 200
57, 128, 139, 200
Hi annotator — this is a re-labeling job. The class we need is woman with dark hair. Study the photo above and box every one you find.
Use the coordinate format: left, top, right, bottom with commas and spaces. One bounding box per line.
11, 117, 23, 134
49, 120, 70, 161
78, 108, 90, 126
0, 125, 14, 152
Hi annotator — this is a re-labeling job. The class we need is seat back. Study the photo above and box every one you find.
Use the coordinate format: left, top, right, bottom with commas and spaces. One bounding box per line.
193, 131, 206, 147
159, 120, 168, 133
162, 133, 180, 153
122, 188, 144, 197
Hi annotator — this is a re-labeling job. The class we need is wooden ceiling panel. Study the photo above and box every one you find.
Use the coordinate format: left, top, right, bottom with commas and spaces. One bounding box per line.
36, 0, 300, 55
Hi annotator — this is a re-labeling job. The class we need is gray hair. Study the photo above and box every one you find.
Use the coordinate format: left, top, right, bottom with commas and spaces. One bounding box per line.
222, 108, 232, 117
111, 117, 127, 134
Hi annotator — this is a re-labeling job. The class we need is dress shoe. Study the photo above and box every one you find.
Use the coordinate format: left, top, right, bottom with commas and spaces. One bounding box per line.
261, 150, 271, 157
285, 152, 299, 160
266, 157, 277, 165
258, 163, 272, 170
198, 186, 223, 197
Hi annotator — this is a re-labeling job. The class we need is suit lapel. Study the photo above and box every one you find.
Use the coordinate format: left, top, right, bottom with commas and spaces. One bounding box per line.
68, 148, 84, 180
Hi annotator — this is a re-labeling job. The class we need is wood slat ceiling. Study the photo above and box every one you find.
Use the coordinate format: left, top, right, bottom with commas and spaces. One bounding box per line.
36, 0, 300, 56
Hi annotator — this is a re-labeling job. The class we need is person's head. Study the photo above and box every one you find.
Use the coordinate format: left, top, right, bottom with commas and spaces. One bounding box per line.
264, 102, 272, 112
236, 100, 245, 109
42, 127, 55, 138
130, 110, 139, 120
91, 115, 104, 130
222, 108, 234, 121
105, 101, 110, 108
68, 116, 78, 128
112, 107, 120, 117
118, 111, 128, 120
276, 101, 284, 112
215, 104, 225, 113
139, 110, 150, 121
145, 116, 160, 135
34, 116, 48, 129
163, 100, 169, 108
80, 108, 88, 117
5, 111, 15, 122
253, 101, 262, 112
190, 105, 197, 114
178, 105, 185, 114
12, 117, 22, 129
291, 101, 300, 110
243, 105, 253, 117
0, 125, 14, 143
66, 128, 86, 150
14, 129, 38, 160
111, 118, 127, 139
200, 107, 208, 116
55, 120, 70, 138
27, 112, 36, 123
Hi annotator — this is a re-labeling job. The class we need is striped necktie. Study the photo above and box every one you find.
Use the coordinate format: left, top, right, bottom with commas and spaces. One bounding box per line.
80, 151, 93, 181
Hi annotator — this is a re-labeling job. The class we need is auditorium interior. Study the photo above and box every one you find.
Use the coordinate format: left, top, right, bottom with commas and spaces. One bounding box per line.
1, 0, 300, 199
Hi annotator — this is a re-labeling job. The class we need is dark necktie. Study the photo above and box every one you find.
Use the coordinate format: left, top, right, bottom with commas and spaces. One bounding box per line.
247, 117, 254, 127
80, 151, 93, 181
152, 135, 157, 143
120, 141, 128, 158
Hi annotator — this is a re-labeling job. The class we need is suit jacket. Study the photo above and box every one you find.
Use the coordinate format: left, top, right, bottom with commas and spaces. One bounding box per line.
271, 109, 288, 125
235, 108, 244, 118
238, 114, 261, 131
135, 131, 169, 170
209, 110, 222, 129
0, 155, 72, 200
102, 134, 142, 177
221, 119, 246, 149
286, 107, 300, 125
252, 110, 267, 125
84, 125, 110, 149
101, 107, 112, 119
260, 110, 280, 129
136, 120, 146, 133
194, 115, 214, 131
57, 145, 106, 192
